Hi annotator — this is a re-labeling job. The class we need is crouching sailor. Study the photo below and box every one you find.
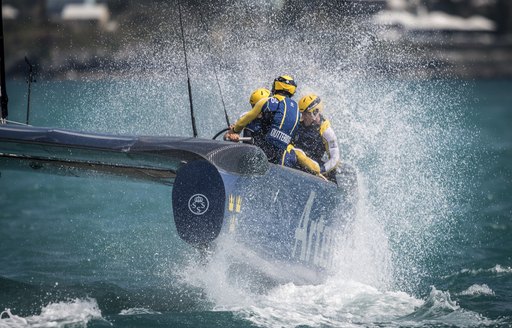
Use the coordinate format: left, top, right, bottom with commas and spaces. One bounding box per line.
225, 75, 300, 167
239, 87, 271, 149
295, 94, 341, 183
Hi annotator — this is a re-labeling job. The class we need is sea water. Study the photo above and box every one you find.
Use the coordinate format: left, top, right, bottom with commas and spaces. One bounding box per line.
0, 78, 510, 328
1, 3, 511, 326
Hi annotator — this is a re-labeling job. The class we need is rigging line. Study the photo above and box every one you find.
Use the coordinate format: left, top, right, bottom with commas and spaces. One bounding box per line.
0, 1, 9, 121
197, 6, 230, 127
25, 57, 36, 125
177, 1, 198, 138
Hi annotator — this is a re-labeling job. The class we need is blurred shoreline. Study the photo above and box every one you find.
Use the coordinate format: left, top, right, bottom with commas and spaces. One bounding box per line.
3, 0, 512, 80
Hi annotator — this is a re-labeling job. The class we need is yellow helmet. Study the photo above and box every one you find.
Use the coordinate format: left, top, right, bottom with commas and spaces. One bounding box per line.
249, 88, 271, 107
299, 94, 324, 114
272, 75, 297, 97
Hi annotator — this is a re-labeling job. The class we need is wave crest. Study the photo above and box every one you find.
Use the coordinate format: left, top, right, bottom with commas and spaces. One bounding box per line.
0, 298, 103, 328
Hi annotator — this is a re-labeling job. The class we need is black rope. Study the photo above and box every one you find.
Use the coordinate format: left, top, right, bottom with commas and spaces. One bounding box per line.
25, 57, 36, 125
0, 2, 9, 121
177, 1, 198, 138
212, 127, 230, 140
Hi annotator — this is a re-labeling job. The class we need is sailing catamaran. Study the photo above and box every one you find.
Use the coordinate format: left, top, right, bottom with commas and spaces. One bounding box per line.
0, 2, 357, 284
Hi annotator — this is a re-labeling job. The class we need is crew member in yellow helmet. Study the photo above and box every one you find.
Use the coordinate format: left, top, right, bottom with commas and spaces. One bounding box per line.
249, 88, 271, 107
225, 75, 300, 167
239, 88, 271, 148
294, 94, 341, 182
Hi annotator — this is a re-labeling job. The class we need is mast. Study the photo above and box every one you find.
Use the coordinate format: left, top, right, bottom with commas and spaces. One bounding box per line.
0, 0, 9, 122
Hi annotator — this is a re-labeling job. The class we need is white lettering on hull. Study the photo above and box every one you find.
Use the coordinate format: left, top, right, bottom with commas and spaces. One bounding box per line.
292, 190, 335, 269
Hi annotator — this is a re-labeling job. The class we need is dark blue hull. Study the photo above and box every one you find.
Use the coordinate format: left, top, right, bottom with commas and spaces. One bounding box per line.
172, 154, 357, 284
0, 124, 357, 284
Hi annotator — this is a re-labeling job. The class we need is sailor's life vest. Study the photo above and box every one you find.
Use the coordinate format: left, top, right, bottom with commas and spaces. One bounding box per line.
259, 96, 300, 150
234, 95, 300, 165
294, 116, 340, 181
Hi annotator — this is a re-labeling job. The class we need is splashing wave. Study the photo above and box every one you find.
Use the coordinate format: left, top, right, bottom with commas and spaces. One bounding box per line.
0, 298, 103, 328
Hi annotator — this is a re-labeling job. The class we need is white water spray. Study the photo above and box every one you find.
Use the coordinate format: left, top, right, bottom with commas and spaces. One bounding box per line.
0, 298, 103, 328
49, 1, 482, 325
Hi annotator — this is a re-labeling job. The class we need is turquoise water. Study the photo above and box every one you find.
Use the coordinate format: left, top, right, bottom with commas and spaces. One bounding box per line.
0, 78, 510, 327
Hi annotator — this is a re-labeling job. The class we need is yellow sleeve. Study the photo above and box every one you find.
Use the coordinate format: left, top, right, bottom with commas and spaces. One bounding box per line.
294, 146, 321, 174
319, 119, 331, 135
233, 98, 267, 133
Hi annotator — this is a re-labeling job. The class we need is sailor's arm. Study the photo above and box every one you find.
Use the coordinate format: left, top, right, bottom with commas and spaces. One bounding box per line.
320, 125, 340, 173
233, 99, 266, 132
225, 98, 267, 141
294, 147, 321, 174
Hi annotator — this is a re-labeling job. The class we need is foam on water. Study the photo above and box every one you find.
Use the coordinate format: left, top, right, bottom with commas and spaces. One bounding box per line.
396, 287, 499, 327
239, 280, 421, 327
458, 284, 495, 297
0, 298, 103, 328
443, 264, 512, 279
119, 308, 163, 316
181, 243, 500, 327
179, 237, 264, 309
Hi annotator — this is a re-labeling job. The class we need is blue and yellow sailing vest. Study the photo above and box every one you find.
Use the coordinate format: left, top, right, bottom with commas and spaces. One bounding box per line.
260, 96, 300, 150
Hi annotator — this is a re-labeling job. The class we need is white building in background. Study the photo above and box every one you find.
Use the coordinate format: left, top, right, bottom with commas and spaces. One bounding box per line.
61, 0, 110, 26
2, 5, 19, 20
374, 0, 495, 32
